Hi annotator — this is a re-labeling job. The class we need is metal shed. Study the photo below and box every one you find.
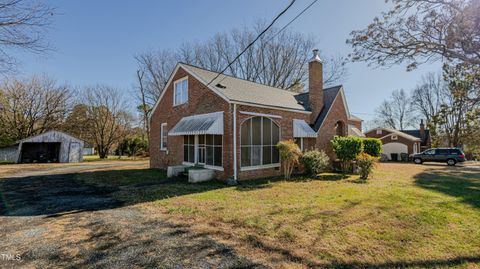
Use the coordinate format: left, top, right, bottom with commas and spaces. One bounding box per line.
0, 130, 84, 163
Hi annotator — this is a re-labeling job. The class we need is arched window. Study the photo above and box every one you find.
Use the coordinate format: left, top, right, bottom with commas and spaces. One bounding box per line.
335, 121, 345, 136
241, 116, 280, 167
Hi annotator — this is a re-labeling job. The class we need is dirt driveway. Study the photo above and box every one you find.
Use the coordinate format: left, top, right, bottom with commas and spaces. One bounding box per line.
0, 161, 266, 269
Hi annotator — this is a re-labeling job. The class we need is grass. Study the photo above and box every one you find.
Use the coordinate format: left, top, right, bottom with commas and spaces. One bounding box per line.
80, 162, 480, 268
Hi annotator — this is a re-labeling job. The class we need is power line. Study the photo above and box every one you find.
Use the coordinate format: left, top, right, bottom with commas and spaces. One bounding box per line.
216, 0, 319, 86
206, 0, 297, 87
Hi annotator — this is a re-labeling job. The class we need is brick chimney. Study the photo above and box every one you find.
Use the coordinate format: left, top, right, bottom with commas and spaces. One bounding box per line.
419, 119, 425, 141
309, 49, 324, 123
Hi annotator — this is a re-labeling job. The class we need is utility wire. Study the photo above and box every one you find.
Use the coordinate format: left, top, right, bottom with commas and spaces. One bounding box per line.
206, 0, 296, 87
216, 0, 319, 86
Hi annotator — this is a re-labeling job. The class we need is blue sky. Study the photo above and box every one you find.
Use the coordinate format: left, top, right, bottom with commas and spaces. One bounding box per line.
16, 0, 441, 122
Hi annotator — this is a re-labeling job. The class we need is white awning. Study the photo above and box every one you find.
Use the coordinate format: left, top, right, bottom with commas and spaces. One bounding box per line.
168, 112, 224, 136
348, 125, 365, 137
293, 119, 317, 138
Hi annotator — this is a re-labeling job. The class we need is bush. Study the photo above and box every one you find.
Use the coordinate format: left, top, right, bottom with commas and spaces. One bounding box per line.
331, 136, 363, 173
356, 152, 378, 180
300, 150, 330, 176
277, 140, 302, 180
362, 138, 382, 157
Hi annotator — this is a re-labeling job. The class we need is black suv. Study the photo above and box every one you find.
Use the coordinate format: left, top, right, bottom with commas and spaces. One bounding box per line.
412, 148, 466, 166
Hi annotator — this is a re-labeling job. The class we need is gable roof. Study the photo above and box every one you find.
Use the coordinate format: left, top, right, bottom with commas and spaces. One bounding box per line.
18, 130, 84, 144
401, 129, 430, 145
308, 85, 345, 132
150, 63, 351, 122
181, 63, 308, 112
366, 128, 421, 141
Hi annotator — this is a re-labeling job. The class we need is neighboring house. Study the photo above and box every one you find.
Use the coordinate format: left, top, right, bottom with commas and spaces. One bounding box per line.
0, 130, 84, 163
149, 50, 361, 180
364, 124, 430, 161
83, 143, 95, 155
401, 120, 431, 152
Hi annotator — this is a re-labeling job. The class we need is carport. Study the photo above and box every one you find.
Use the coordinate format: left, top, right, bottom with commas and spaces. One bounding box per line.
20, 142, 61, 163
9, 130, 85, 163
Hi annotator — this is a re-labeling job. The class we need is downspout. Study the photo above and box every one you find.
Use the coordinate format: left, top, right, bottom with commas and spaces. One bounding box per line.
233, 103, 237, 180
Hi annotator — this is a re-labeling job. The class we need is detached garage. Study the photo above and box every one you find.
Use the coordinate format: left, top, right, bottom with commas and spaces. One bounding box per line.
364, 127, 422, 161
0, 130, 84, 163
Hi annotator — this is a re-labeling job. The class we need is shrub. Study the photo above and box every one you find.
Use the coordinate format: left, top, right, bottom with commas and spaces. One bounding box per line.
276, 140, 302, 180
300, 150, 330, 176
356, 152, 378, 180
362, 138, 382, 157
331, 136, 363, 173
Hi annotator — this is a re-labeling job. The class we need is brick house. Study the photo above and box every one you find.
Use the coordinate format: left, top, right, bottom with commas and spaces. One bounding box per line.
149, 50, 361, 180
364, 120, 430, 161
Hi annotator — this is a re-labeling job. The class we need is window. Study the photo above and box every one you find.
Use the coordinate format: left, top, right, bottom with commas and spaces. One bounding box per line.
413, 143, 418, 154
183, 135, 222, 166
174, 77, 188, 106
160, 123, 167, 150
424, 149, 435, 155
183, 135, 195, 163
437, 149, 449, 155
376, 129, 383, 135
241, 116, 280, 168
391, 134, 398, 140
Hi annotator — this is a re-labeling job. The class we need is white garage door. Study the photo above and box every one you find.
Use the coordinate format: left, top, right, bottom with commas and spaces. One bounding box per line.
382, 142, 408, 160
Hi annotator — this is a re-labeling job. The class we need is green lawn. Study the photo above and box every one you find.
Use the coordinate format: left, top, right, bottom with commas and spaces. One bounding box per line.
80, 163, 480, 268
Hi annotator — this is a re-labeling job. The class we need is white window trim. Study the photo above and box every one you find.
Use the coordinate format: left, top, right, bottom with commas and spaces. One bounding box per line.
376, 129, 383, 135
173, 77, 188, 106
160, 123, 167, 150
183, 134, 224, 169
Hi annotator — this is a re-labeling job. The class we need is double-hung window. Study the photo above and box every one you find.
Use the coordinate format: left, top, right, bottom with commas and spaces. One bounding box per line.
174, 77, 188, 106
241, 116, 280, 168
160, 123, 167, 150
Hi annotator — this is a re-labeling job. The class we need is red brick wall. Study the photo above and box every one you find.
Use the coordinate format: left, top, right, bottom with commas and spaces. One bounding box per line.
315, 92, 349, 159
149, 67, 231, 178
364, 129, 419, 154
347, 119, 362, 131
150, 66, 352, 180
234, 105, 311, 180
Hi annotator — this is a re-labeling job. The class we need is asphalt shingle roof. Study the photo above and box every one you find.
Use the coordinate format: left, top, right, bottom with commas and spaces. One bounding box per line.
181, 63, 308, 111
311, 86, 343, 131
401, 129, 430, 146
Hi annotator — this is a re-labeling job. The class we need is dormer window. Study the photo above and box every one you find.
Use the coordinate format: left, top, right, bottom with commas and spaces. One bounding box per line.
174, 77, 188, 106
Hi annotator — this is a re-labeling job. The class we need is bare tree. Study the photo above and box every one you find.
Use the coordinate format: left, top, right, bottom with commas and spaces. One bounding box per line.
135, 69, 150, 139
347, 0, 480, 71
82, 85, 132, 158
374, 89, 417, 130
410, 72, 446, 123
0, 75, 71, 143
0, 0, 54, 73
134, 21, 349, 114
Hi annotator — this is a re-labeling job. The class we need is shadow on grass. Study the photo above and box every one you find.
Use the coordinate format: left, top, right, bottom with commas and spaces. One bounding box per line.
414, 167, 480, 209
0, 168, 229, 217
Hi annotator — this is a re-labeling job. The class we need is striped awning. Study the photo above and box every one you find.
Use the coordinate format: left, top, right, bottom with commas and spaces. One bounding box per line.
168, 112, 224, 136
293, 119, 317, 138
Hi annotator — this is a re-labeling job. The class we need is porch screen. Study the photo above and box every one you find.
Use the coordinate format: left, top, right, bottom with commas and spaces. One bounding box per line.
240, 116, 279, 167
183, 135, 222, 166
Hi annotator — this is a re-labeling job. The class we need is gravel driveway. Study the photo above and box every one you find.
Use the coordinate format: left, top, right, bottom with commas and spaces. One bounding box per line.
0, 162, 267, 269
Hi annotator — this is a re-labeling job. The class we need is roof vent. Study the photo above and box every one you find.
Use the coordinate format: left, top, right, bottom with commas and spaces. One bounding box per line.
216, 83, 226, 89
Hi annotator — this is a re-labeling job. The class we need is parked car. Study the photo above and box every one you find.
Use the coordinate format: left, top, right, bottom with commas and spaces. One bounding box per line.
412, 148, 466, 166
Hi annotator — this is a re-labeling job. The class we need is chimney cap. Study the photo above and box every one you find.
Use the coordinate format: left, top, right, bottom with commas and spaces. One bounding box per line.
310, 49, 322, 63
